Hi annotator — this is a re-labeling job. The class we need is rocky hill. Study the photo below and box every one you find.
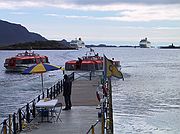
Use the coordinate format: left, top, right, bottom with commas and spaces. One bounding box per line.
0, 20, 47, 46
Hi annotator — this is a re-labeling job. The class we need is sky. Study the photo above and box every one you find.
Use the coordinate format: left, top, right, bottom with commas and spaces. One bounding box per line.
0, 0, 180, 46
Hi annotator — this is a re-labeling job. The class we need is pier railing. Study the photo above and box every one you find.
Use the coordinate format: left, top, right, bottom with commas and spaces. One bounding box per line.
0, 73, 74, 134
86, 78, 114, 134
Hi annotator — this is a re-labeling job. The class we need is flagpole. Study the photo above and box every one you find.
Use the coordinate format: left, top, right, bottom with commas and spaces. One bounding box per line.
41, 73, 44, 93
108, 77, 113, 133
103, 55, 107, 81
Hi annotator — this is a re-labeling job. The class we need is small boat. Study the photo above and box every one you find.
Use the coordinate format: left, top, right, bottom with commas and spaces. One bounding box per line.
65, 48, 120, 71
4, 51, 49, 72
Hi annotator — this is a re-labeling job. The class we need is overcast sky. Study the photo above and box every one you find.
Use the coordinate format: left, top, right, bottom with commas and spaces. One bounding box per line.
0, 0, 180, 45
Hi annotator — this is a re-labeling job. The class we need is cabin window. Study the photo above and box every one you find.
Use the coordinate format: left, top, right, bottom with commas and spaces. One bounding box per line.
16, 60, 22, 64
21, 59, 34, 64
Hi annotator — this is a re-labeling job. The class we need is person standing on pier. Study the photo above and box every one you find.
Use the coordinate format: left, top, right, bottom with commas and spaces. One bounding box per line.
63, 74, 72, 110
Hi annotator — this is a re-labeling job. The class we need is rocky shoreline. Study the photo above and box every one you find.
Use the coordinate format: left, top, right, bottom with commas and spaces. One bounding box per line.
0, 40, 78, 50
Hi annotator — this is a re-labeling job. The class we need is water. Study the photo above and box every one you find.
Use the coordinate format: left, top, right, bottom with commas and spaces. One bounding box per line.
0, 48, 180, 133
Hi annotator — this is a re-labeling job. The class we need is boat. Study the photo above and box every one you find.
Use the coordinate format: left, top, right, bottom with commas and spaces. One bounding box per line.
139, 38, 151, 48
159, 43, 180, 49
70, 38, 85, 48
4, 51, 49, 72
65, 48, 120, 71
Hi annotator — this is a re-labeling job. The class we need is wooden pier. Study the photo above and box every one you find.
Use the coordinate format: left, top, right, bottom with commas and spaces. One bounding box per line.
1, 72, 113, 134
21, 75, 102, 134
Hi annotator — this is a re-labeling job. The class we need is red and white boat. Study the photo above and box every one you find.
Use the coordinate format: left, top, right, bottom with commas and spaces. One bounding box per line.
4, 51, 49, 72
65, 48, 120, 71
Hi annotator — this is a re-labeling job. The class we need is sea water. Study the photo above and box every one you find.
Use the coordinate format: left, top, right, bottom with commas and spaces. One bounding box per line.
0, 48, 180, 133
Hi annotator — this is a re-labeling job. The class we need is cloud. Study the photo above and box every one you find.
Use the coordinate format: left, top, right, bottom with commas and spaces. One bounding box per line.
1, 0, 180, 6
62, 0, 180, 5
65, 4, 180, 22
44, 13, 59, 17
0, 0, 180, 22
10, 11, 28, 15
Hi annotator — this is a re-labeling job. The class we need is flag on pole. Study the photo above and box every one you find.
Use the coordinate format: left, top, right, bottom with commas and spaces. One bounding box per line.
103, 55, 124, 80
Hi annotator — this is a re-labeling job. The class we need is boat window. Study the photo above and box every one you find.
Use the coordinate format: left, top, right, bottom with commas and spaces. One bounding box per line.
16, 60, 22, 64
21, 59, 34, 64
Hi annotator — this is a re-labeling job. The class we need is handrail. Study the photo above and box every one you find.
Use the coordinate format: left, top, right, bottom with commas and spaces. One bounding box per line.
0, 72, 74, 134
86, 78, 114, 134
86, 120, 100, 134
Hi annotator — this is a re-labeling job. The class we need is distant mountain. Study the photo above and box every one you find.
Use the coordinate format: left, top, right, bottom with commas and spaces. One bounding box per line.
0, 20, 47, 46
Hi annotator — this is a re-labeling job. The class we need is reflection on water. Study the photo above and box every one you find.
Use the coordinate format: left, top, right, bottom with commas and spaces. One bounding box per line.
0, 48, 180, 133
112, 48, 180, 133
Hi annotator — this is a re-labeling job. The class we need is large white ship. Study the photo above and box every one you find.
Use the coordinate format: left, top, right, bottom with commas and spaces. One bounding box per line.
139, 38, 151, 48
70, 38, 85, 48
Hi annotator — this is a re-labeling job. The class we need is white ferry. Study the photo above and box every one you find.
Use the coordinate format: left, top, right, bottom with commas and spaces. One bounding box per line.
70, 38, 85, 48
139, 38, 151, 48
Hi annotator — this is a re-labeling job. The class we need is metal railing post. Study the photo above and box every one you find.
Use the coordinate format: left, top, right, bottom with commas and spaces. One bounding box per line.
91, 125, 94, 134
101, 112, 104, 134
26, 103, 30, 123
32, 101, 36, 118
18, 109, 22, 132
2, 120, 7, 134
37, 95, 40, 102
42, 92, 45, 99
50, 87, 53, 99
90, 71, 92, 80
47, 89, 49, 98
8, 115, 12, 134
60, 80, 63, 92
53, 85, 56, 98
12, 113, 17, 134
